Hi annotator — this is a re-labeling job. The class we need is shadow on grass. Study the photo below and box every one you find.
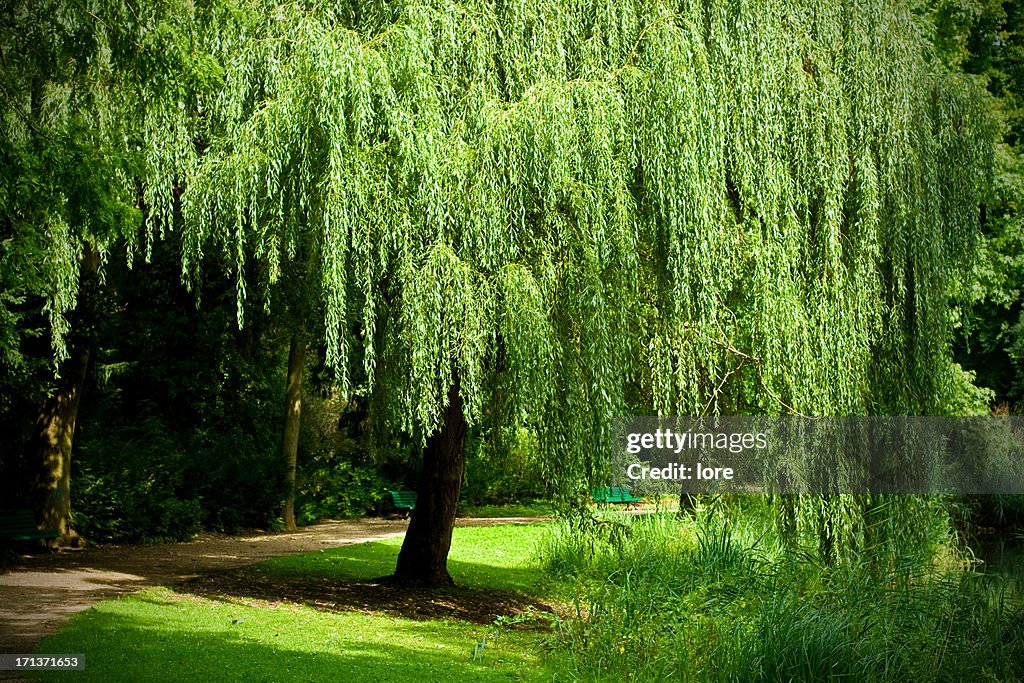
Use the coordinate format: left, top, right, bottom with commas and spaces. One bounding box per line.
177, 563, 556, 625
251, 534, 552, 595
36, 607, 539, 683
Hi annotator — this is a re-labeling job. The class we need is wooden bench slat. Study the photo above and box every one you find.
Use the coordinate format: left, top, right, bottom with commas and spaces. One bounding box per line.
388, 490, 417, 511
0, 508, 59, 542
591, 487, 641, 506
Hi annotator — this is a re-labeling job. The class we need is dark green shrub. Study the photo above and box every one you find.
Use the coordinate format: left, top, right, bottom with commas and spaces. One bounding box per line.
297, 457, 389, 522
462, 426, 548, 506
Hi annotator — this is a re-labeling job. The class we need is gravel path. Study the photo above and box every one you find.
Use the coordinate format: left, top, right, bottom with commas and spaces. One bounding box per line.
0, 515, 545, 672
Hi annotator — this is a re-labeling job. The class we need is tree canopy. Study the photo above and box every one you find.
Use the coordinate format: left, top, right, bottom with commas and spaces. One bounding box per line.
151, 0, 991, 442
1, 0, 222, 362
135, 0, 994, 575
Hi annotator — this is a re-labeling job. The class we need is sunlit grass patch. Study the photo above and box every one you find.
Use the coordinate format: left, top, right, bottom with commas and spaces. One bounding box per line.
36, 587, 547, 682
458, 501, 554, 518
33, 524, 556, 682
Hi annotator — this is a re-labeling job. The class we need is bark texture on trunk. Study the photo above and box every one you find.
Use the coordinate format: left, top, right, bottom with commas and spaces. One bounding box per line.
282, 334, 306, 531
393, 377, 467, 587
33, 245, 98, 547
33, 344, 90, 545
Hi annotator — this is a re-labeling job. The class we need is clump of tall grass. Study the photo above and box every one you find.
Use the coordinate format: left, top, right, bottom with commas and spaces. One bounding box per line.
539, 499, 1024, 682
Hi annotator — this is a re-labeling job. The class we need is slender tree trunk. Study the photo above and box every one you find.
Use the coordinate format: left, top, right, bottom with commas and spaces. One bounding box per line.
678, 489, 697, 517
33, 245, 98, 547
281, 333, 306, 531
393, 377, 467, 587
33, 346, 90, 546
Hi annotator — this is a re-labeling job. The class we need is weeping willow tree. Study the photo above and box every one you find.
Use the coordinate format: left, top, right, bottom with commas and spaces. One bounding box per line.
150, 0, 991, 583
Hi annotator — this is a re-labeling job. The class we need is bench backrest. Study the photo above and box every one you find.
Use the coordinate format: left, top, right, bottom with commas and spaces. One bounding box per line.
0, 508, 39, 535
389, 490, 418, 508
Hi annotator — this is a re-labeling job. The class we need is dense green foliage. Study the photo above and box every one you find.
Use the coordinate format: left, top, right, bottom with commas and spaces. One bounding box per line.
930, 0, 1024, 410
0, 0, 217, 365
142, 0, 993, 499
922, 0, 1024, 526
0, 0, 150, 500
0, 0, 241, 537
0, 0, 1011, 546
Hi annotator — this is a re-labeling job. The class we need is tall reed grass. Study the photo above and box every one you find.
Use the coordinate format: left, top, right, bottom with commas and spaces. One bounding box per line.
538, 498, 1023, 682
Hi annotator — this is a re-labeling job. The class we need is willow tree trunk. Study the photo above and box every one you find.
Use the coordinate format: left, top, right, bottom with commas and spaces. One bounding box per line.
393, 377, 467, 587
33, 245, 98, 547
281, 333, 306, 531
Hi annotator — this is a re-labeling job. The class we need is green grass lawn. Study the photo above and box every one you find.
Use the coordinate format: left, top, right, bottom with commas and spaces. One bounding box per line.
33, 524, 556, 682
457, 501, 554, 519
31, 510, 1024, 682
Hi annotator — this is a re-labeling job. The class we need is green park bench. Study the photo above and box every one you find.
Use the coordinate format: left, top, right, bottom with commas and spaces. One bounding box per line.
0, 508, 59, 545
388, 490, 418, 518
591, 486, 642, 508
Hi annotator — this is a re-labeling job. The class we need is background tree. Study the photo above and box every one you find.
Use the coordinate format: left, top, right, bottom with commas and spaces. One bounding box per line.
0, 0, 219, 541
2, 0, 145, 542
266, 257, 326, 531
928, 0, 1024, 412
147, 0, 991, 583
924, 0, 1024, 529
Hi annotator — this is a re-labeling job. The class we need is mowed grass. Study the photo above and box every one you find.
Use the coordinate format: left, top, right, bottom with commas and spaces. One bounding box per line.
458, 501, 555, 519
33, 524, 554, 683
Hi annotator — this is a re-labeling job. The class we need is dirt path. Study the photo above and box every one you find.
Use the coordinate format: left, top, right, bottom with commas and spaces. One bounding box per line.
0, 516, 544, 664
